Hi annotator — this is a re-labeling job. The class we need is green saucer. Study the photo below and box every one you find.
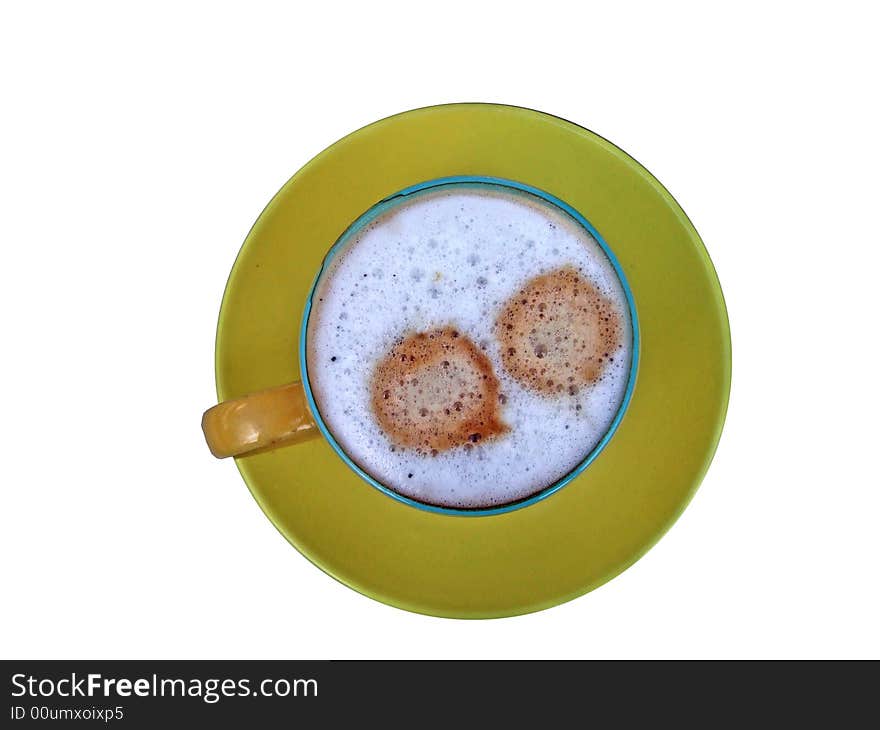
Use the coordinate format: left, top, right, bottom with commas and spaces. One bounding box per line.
214, 103, 731, 618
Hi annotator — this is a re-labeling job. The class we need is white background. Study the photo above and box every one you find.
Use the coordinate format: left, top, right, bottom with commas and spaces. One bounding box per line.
2, 1, 877, 659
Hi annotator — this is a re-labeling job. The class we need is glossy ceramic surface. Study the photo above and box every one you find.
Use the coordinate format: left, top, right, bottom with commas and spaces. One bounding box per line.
214, 103, 731, 618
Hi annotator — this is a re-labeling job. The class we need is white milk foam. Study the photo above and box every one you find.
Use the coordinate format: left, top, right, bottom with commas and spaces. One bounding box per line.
306, 183, 633, 509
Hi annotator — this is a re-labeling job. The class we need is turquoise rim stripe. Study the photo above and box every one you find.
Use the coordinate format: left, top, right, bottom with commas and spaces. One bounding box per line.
298, 175, 641, 517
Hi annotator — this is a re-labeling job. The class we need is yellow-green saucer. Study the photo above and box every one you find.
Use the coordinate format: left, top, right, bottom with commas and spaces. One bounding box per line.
214, 103, 731, 618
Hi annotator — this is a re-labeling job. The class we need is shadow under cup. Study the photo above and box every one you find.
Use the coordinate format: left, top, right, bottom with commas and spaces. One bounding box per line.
299, 176, 640, 517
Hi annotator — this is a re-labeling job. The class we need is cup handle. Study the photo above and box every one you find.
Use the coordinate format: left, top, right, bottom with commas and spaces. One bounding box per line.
202, 381, 320, 458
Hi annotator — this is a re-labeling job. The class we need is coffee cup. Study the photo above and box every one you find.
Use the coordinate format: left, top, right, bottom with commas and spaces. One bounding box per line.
203, 176, 638, 515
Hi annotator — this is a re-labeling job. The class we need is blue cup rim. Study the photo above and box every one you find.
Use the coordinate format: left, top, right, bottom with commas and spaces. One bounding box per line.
298, 175, 640, 517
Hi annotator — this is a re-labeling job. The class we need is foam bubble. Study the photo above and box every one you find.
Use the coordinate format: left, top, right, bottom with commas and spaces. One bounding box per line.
306, 183, 633, 509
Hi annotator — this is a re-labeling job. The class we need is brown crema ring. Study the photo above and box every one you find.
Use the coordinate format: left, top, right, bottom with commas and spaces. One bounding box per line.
370, 327, 508, 454
495, 266, 623, 395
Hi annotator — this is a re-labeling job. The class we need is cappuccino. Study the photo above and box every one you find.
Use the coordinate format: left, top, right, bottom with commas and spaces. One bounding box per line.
306, 182, 633, 509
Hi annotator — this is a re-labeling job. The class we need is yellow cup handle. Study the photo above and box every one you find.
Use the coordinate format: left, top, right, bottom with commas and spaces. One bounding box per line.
202, 381, 320, 458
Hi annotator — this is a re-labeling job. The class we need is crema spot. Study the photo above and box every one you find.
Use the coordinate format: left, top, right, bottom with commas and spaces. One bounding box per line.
369, 328, 507, 454
495, 266, 623, 395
